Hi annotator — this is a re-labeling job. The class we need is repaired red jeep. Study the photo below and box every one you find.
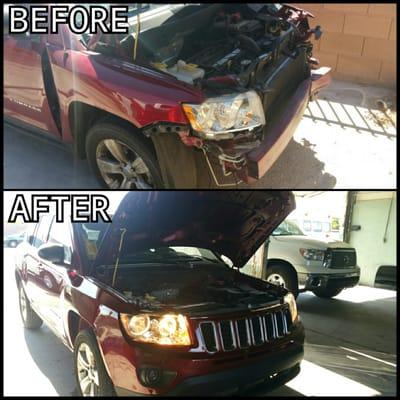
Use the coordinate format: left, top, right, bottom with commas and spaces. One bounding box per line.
4, 4, 331, 189
15, 191, 304, 396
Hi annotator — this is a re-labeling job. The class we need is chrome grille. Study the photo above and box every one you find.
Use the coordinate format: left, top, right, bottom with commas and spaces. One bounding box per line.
199, 307, 292, 353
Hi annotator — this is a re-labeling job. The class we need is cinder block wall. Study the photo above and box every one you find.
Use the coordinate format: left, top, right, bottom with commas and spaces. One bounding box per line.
291, 3, 396, 88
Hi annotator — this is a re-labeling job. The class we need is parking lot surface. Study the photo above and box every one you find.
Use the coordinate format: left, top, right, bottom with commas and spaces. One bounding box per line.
4, 248, 396, 396
4, 80, 396, 190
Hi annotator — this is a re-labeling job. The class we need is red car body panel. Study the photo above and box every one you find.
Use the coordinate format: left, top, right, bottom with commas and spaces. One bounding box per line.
4, 25, 203, 144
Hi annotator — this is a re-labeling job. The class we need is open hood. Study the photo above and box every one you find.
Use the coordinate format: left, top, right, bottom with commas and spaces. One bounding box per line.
94, 191, 295, 268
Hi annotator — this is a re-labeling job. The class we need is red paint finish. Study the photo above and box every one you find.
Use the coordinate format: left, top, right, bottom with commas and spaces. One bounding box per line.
4, 24, 203, 145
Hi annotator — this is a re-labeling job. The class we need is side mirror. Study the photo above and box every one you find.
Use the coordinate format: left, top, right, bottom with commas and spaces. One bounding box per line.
38, 243, 65, 265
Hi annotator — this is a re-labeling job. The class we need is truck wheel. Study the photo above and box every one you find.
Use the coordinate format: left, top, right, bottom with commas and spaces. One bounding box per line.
313, 287, 343, 298
265, 264, 299, 298
18, 284, 42, 329
9, 240, 18, 248
86, 122, 164, 189
74, 330, 115, 397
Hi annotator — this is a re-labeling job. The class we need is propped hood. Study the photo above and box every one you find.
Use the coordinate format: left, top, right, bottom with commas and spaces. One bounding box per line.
94, 191, 295, 269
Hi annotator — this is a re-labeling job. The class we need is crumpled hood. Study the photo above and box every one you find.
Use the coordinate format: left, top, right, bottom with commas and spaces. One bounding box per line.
95, 191, 295, 268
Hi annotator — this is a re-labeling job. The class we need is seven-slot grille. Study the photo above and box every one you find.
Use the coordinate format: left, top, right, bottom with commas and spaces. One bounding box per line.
199, 307, 292, 353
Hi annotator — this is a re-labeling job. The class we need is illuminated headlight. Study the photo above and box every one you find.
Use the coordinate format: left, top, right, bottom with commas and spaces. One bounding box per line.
299, 248, 326, 261
120, 314, 191, 346
182, 90, 265, 140
284, 293, 298, 323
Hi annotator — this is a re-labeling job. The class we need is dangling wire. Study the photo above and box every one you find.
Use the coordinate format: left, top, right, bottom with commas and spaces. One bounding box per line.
112, 228, 127, 287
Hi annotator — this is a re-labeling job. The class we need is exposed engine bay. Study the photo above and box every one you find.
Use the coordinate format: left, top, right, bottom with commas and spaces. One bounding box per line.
90, 4, 324, 186
117, 3, 319, 90
95, 263, 283, 313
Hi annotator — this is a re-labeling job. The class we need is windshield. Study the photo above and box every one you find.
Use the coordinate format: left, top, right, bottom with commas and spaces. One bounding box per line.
74, 3, 170, 45
76, 222, 222, 265
118, 246, 222, 265
272, 220, 305, 236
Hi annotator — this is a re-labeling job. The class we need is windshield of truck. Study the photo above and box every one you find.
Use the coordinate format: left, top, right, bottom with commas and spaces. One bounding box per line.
272, 220, 305, 236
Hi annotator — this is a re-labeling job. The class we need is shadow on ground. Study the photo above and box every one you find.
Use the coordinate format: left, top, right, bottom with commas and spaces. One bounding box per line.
249, 139, 337, 189
23, 327, 78, 396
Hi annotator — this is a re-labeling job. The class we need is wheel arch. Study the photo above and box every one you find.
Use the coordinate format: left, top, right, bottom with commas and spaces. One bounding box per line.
266, 258, 299, 285
67, 310, 92, 349
67, 101, 155, 159
69, 310, 113, 380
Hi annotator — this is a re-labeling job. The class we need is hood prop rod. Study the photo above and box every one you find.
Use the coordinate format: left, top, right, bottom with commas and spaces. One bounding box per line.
133, 4, 142, 62
112, 228, 127, 287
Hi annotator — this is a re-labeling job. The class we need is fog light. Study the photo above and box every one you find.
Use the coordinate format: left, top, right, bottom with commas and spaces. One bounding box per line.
139, 367, 162, 387
311, 277, 321, 286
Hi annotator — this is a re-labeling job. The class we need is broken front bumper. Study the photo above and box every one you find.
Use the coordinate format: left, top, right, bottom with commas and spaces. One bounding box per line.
245, 67, 332, 181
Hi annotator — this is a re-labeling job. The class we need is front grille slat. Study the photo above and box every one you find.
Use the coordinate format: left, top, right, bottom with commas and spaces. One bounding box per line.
236, 319, 250, 348
199, 307, 293, 353
200, 322, 218, 352
219, 321, 235, 351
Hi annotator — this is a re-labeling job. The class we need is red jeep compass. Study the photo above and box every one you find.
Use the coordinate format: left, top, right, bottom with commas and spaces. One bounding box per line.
15, 191, 304, 396
4, 3, 330, 189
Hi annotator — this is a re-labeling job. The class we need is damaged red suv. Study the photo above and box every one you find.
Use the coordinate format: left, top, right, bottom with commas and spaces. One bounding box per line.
15, 191, 304, 396
4, 3, 330, 189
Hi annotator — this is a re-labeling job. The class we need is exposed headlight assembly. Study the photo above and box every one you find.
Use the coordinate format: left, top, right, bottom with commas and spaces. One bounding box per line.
299, 248, 326, 261
120, 313, 192, 346
182, 90, 266, 140
284, 293, 298, 323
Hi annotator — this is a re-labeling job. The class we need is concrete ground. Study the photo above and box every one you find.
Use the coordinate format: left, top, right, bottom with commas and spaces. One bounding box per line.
4, 247, 396, 396
4, 80, 396, 189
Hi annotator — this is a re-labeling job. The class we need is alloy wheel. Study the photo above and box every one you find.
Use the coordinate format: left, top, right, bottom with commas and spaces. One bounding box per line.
96, 139, 154, 189
77, 343, 100, 396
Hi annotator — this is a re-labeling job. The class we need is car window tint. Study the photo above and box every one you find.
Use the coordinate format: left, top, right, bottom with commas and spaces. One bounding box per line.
32, 215, 54, 248
48, 220, 73, 264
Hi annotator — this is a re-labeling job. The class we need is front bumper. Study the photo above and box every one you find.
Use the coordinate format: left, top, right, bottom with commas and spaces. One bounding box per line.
115, 340, 304, 396
245, 67, 331, 181
303, 271, 360, 291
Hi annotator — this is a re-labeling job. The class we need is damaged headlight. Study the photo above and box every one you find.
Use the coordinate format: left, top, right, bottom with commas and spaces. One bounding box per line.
284, 293, 298, 323
182, 90, 265, 140
120, 313, 192, 346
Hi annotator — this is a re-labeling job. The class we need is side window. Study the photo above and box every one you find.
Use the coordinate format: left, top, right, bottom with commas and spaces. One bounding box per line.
48, 220, 73, 265
32, 215, 54, 248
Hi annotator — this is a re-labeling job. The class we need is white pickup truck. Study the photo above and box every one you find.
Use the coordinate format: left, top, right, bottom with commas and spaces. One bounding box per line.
244, 220, 361, 298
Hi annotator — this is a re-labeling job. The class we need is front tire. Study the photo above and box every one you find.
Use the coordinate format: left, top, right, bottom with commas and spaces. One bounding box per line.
9, 240, 18, 248
18, 284, 42, 329
313, 287, 343, 298
86, 121, 164, 189
74, 330, 115, 397
265, 264, 299, 298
